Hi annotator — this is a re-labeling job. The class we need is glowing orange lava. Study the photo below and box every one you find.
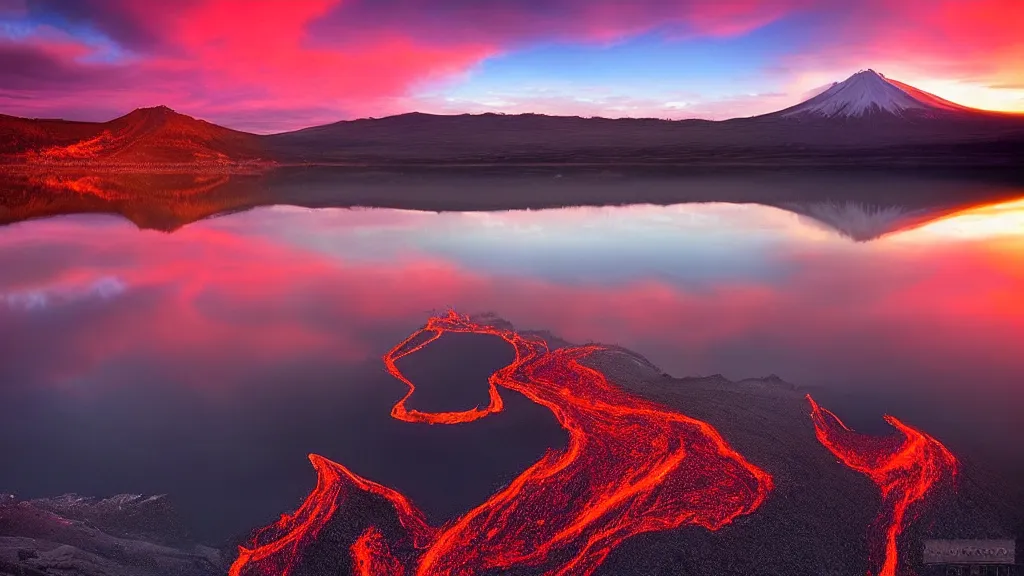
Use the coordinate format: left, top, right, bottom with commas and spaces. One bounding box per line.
352, 527, 406, 576
806, 395, 958, 576
230, 311, 773, 576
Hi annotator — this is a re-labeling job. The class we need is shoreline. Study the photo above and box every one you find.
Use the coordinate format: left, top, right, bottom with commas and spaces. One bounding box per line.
3, 137, 1024, 175
3, 165, 1023, 233
2, 157, 1022, 171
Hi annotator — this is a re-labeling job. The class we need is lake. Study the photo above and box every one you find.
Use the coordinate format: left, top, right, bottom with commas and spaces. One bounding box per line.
1, 184, 1022, 560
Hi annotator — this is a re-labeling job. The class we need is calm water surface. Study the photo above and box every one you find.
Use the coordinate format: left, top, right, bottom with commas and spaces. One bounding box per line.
2, 198, 1023, 542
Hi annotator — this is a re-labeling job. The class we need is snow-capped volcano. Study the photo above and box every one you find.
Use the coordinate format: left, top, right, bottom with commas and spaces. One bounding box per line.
779, 69, 974, 119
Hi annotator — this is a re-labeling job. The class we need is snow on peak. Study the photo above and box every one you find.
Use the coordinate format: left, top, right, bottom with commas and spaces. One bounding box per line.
781, 70, 964, 119
783, 201, 922, 241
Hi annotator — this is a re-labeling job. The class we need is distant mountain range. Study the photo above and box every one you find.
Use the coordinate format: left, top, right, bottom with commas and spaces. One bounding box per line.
2, 70, 1023, 168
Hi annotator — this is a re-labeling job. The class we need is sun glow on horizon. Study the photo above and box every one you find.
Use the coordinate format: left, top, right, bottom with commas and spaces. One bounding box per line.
901, 198, 1024, 241
903, 78, 1024, 113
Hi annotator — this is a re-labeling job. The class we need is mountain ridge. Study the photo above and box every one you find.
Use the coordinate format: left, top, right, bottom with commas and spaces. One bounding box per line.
6, 71, 1020, 130
2, 106, 267, 166
2, 70, 1023, 167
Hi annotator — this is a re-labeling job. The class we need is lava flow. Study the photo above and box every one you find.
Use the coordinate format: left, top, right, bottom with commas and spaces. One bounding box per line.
806, 395, 958, 576
231, 311, 773, 576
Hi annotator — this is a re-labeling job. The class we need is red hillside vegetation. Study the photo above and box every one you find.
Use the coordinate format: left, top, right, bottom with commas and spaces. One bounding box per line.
2, 106, 268, 166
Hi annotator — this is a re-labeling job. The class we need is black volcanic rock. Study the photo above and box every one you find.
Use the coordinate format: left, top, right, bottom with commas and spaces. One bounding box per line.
225, 342, 1021, 576
27, 494, 192, 547
3, 324, 1019, 576
0, 494, 224, 576
600, 370, 1020, 575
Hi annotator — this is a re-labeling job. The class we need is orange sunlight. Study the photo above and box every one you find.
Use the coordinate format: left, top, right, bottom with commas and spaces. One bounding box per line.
904, 197, 1024, 240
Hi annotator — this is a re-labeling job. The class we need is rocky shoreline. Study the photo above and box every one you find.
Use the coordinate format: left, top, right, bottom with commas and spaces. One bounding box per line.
0, 494, 227, 576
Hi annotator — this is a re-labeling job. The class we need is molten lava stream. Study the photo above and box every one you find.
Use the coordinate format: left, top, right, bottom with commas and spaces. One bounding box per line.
806, 395, 958, 576
231, 311, 774, 576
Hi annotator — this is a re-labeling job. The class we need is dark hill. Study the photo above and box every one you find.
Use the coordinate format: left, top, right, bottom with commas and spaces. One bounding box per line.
267, 113, 1024, 165
261, 72, 1024, 166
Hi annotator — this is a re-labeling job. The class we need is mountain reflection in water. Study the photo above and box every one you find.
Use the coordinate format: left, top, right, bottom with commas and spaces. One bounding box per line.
1, 171, 1022, 552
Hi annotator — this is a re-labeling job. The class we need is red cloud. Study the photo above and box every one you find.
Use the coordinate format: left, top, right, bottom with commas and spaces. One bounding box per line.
2, 0, 1023, 128
2, 0, 797, 129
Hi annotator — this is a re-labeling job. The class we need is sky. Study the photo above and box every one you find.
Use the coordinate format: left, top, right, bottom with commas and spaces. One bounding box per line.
1, 0, 1022, 132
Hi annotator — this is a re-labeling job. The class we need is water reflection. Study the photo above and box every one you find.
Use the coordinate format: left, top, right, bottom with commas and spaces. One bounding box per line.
1, 189, 1022, 544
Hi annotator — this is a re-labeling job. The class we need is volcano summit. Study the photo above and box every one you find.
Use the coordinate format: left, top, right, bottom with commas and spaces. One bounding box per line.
776, 69, 977, 119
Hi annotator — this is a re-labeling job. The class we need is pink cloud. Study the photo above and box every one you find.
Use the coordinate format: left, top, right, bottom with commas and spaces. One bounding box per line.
0, 0, 25, 16
308, 0, 797, 46
2, 0, 1023, 128
1, 0, 799, 129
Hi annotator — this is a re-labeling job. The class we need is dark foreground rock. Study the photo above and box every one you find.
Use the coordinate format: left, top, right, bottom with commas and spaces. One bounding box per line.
588, 348, 1022, 576
0, 494, 225, 576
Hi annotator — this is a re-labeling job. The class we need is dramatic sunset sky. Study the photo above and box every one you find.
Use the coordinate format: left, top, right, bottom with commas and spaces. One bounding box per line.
1, 0, 1022, 132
